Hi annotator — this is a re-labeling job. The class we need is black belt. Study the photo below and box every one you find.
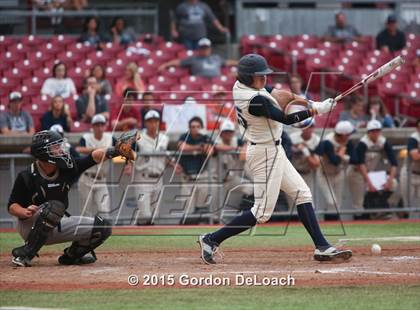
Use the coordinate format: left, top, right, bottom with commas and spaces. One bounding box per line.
141, 173, 160, 178
412, 171, 420, 175
250, 140, 280, 146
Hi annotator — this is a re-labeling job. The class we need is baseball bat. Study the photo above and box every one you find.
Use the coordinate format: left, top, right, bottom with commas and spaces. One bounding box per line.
334, 55, 405, 102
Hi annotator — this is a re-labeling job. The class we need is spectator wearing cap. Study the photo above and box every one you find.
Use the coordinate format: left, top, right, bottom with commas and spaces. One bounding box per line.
215, 120, 253, 200
131, 110, 175, 225
49, 124, 79, 158
339, 95, 367, 129
0, 92, 34, 135
110, 17, 137, 46
41, 62, 77, 99
171, 0, 228, 50
178, 116, 214, 220
140, 92, 160, 129
41, 95, 72, 132
400, 119, 420, 209
348, 120, 399, 212
89, 64, 112, 96
76, 114, 113, 217
324, 11, 361, 43
158, 38, 238, 78
76, 76, 109, 123
290, 120, 320, 194
315, 121, 357, 212
376, 14, 406, 53
115, 62, 146, 98
110, 88, 141, 131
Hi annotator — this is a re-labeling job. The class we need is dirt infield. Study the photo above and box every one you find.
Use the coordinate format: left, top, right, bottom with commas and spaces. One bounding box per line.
1, 245, 420, 290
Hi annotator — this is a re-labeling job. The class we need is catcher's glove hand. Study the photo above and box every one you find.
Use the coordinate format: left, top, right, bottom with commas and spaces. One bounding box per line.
106, 129, 140, 161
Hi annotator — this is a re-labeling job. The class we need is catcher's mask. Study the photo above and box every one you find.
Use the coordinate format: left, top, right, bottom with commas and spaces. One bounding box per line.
30, 130, 74, 169
237, 54, 273, 86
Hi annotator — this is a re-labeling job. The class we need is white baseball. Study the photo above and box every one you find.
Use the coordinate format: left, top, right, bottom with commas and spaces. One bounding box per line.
371, 244, 381, 255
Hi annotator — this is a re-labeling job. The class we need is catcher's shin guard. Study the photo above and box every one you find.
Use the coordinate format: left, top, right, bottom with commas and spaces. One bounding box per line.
12, 200, 66, 265
59, 215, 112, 265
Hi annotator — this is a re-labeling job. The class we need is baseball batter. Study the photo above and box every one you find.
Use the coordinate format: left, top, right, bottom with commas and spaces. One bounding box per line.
8, 129, 137, 267
198, 54, 352, 264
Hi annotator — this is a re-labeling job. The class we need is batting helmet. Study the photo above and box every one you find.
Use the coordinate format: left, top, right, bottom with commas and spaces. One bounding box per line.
237, 54, 273, 86
30, 130, 74, 169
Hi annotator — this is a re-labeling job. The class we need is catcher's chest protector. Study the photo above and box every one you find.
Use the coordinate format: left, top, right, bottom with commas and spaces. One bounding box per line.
21, 163, 71, 207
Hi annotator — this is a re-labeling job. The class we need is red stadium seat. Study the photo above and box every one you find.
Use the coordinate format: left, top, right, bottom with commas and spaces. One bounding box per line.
56, 51, 83, 66
19, 35, 48, 47
86, 50, 113, 65
4, 68, 31, 80
240, 35, 267, 55
160, 41, 185, 54
71, 121, 91, 133
148, 76, 177, 90
15, 59, 40, 71
161, 66, 189, 79
49, 35, 77, 48
38, 42, 64, 57
27, 51, 53, 63
180, 75, 210, 88
33, 67, 53, 80
3, 51, 24, 65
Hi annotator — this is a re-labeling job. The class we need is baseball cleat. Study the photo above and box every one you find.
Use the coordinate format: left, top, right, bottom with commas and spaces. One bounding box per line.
12, 256, 32, 267
197, 234, 219, 265
58, 253, 97, 265
314, 246, 352, 262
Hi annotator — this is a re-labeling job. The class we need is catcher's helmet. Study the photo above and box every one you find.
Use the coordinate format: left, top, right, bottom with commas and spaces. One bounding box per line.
237, 54, 273, 86
30, 130, 74, 169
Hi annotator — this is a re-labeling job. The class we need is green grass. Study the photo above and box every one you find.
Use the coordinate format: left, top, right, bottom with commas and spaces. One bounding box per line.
1, 286, 419, 310
1, 222, 419, 309
1, 222, 419, 254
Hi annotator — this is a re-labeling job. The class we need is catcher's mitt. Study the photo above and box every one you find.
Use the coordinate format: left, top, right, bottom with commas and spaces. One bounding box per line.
107, 129, 140, 161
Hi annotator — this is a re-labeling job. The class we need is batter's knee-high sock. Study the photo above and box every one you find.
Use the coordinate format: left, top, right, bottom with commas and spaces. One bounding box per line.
296, 203, 330, 248
209, 210, 257, 245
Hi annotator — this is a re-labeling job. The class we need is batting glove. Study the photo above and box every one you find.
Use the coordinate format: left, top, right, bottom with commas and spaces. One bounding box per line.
312, 98, 336, 115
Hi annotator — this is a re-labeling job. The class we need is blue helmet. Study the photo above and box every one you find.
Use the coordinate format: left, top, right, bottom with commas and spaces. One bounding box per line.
237, 54, 273, 86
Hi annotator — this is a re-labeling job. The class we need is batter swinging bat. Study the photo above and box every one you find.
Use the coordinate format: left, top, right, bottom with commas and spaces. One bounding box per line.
334, 55, 405, 102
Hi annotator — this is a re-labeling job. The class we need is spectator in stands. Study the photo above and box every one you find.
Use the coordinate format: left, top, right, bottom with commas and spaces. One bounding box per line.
215, 120, 253, 197
33, 0, 65, 25
110, 17, 137, 46
290, 120, 320, 194
115, 62, 146, 97
400, 119, 420, 208
50, 124, 79, 158
72, 0, 88, 11
339, 95, 367, 129
41, 95, 72, 132
0, 92, 34, 135
315, 121, 356, 212
288, 74, 310, 100
140, 92, 160, 128
348, 120, 399, 212
41, 62, 77, 99
79, 16, 109, 50
89, 64, 112, 96
171, 0, 228, 50
110, 88, 141, 131
324, 11, 361, 43
376, 14, 406, 53
158, 38, 237, 78
178, 116, 214, 218
76, 76, 109, 123
365, 96, 394, 128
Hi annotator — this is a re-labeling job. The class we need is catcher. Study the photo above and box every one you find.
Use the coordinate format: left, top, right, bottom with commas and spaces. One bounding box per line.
8, 129, 138, 267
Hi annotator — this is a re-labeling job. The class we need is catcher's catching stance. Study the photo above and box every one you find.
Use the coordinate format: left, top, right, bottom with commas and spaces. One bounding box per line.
8, 129, 138, 267
198, 54, 352, 264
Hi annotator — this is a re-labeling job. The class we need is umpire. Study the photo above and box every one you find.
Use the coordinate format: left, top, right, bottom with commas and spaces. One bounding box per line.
8, 129, 136, 267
